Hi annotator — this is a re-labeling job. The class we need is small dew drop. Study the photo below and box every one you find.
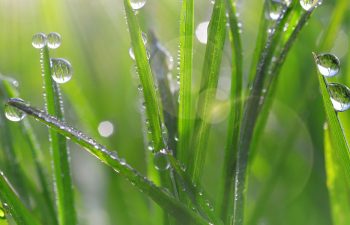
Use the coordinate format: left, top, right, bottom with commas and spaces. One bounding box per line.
130, 0, 147, 10
98, 121, 114, 137
314, 53, 340, 77
300, 0, 320, 11
47, 32, 62, 49
267, 0, 284, 21
129, 48, 135, 60
327, 83, 350, 112
51, 58, 73, 83
154, 149, 170, 171
5, 99, 26, 122
195, 21, 209, 44
32, 33, 47, 49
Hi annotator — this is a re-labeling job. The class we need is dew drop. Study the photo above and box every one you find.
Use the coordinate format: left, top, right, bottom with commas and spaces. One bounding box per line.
327, 83, 350, 112
267, 0, 284, 20
154, 149, 170, 171
32, 32, 47, 49
98, 121, 114, 137
129, 48, 135, 60
130, 0, 146, 10
300, 0, 320, 11
47, 32, 61, 49
51, 58, 73, 83
5, 99, 26, 122
195, 21, 209, 44
0, 207, 5, 219
314, 53, 340, 77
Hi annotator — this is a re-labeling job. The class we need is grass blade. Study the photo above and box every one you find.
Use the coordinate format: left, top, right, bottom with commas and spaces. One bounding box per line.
218, 0, 243, 222
177, 0, 194, 166
315, 65, 350, 181
190, 0, 227, 183
324, 123, 350, 225
1, 77, 58, 225
124, 0, 164, 152
7, 98, 211, 225
0, 172, 40, 225
40, 46, 76, 225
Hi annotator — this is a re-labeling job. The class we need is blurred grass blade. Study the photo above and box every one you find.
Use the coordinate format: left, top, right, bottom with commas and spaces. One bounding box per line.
218, 0, 243, 222
191, 0, 227, 183
149, 31, 178, 151
177, 0, 194, 166
1, 78, 57, 225
7, 98, 211, 225
124, 0, 164, 152
0, 172, 40, 225
40, 46, 76, 225
316, 70, 350, 180
324, 123, 350, 225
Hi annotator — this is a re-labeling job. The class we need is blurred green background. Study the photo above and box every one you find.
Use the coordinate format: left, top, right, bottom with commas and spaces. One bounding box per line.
0, 0, 349, 224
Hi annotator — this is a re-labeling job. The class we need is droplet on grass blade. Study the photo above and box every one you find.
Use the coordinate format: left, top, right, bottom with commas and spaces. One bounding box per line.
195, 21, 209, 44
267, 0, 285, 20
32, 33, 47, 49
300, 0, 321, 11
47, 32, 61, 49
5, 98, 26, 122
327, 83, 350, 112
314, 53, 340, 77
130, 0, 147, 10
98, 121, 114, 137
50, 58, 73, 83
154, 149, 170, 171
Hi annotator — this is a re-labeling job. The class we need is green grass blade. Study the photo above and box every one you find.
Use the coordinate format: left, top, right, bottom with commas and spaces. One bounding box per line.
177, 0, 194, 166
1, 78, 57, 225
40, 46, 76, 225
315, 69, 350, 180
7, 98, 211, 225
124, 0, 164, 152
0, 172, 40, 225
190, 0, 227, 183
218, 0, 243, 222
324, 123, 350, 225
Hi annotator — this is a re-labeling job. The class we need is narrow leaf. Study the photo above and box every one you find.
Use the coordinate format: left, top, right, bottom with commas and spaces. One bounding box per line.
7, 98, 210, 225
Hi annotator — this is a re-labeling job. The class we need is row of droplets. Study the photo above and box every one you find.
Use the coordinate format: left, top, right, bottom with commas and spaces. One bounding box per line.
314, 53, 350, 112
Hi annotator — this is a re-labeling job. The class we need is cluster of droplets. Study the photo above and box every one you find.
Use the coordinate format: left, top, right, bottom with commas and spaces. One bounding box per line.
32, 32, 73, 84
314, 53, 350, 112
300, 0, 322, 11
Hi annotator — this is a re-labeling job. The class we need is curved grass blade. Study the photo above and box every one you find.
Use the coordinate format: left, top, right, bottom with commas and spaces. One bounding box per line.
218, 0, 243, 222
1, 78, 57, 225
177, 0, 194, 166
7, 98, 211, 225
324, 123, 350, 225
314, 61, 350, 181
191, 0, 227, 183
40, 46, 76, 225
0, 172, 40, 225
124, 0, 164, 152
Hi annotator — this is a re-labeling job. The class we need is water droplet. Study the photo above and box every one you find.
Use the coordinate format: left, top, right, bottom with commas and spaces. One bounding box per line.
129, 48, 135, 60
130, 0, 146, 10
32, 32, 47, 49
5, 99, 26, 122
51, 58, 73, 83
195, 21, 209, 44
141, 32, 148, 45
98, 121, 114, 137
154, 149, 170, 171
327, 83, 350, 112
300, 0, 320, 11
0, 207, 5, 219
47, 32, 61, 49
314, 53, 340, 77
267, 0, 284, 20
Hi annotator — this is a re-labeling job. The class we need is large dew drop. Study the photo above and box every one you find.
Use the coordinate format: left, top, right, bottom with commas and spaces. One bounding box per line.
47, 32, 61, 49
130, 0, 147, 10
98, 121, 114, 137
328, 83, 350, 112
32, 33, 47, 49
51, 58, 73, 84
154, 149, 170, 171
4, 99, 26, 122
300, 0, 320, 11
195, 21, 209, 44
314, 53, 340, 77
267, 0, 284, 20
